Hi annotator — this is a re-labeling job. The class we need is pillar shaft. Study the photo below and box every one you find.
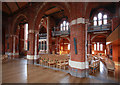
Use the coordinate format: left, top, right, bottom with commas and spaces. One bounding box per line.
47, 17, 49, 53
69, 3, 89, 78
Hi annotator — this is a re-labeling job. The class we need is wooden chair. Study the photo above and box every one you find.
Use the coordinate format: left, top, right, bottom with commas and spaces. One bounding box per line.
56, 60, 68, 70
47, 59, 56, 67
106, 59, 115, 77
89, 61, 97, 73
2, 55, 8, 63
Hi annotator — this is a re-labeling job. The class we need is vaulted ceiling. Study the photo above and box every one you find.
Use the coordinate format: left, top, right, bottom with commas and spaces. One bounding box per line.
2, 2, 28, 15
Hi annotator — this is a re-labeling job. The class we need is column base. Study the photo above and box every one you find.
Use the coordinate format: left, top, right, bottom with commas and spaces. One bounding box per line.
27, 55, 40, 64
5, 52, 19, 58
69, 66, 89, 78
69, 60, 89, 78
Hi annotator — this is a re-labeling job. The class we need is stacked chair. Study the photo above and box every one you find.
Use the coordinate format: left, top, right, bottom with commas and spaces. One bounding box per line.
89, 55, 100, 74
2, 55, 8, 63
39, 54, 69, 70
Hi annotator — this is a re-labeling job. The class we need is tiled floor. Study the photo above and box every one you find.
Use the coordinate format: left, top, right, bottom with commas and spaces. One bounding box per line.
2, 58, 120, 84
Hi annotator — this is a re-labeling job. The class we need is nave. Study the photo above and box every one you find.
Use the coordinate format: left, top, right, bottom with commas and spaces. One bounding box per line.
2, 58, 119, 83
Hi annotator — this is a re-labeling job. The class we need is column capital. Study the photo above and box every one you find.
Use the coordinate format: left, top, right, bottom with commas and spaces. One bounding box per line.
70, 17, 88, 26
29, 29, 35, 33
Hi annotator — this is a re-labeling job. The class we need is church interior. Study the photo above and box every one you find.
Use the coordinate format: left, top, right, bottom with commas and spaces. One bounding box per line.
1, 1, 120, 84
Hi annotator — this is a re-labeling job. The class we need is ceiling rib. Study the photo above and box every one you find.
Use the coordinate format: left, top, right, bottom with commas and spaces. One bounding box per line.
4, 2, 12, 14
15, 2, 20, 9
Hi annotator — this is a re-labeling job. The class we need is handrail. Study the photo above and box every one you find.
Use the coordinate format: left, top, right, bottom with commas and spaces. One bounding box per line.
88, 23, 111, 32
88, 24, 111, 29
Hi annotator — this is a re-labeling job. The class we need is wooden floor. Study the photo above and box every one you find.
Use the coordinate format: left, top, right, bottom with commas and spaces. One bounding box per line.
2, 58, 120, 84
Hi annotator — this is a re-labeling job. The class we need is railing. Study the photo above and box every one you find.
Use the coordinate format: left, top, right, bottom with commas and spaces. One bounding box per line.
39, 33, 47, 39
39, 33, 47, 37
88, 24, 111, 32
52, 27, 70, 36
39, 37, 46, 39
87, 17, 112, 32
52, 30, 70, 36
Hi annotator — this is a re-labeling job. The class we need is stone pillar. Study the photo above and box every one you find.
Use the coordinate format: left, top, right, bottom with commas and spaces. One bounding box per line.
69, 3, 89, 78
47, 17, 50, 53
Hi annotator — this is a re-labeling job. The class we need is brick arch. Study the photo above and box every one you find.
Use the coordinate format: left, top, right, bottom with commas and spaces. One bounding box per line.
59, 37, 70, 54
39, 25, 47, 33
33, 2, 71, 32
90, 8, 113, 20
85, 3, 113, 20
12, 14, 28, 35
91, 34, 107, 42
38, 18, 47, 31
59, 37, 70, 43
85, 3, 93, 19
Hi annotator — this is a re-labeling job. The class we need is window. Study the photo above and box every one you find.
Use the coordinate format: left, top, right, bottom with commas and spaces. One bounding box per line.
39, 42, 41, 50
103, 15, 107, 24
100, 44, 103, 51
66, 22, 69, 30
60, 24, 63, 31
94, 43, 96, 51
7, 43, 9, 49
42, 41, 43, 50
93, 12, 108, 26
45, 41, 47, 50
98, 13, 102, 26
97, 42, 99, 51
24, 23, 28, 50
94, 42, 104, 51
39, 40, 47, 51
93, 17, 97, 26
68, 44, 70, 50
60, 21, 69, 31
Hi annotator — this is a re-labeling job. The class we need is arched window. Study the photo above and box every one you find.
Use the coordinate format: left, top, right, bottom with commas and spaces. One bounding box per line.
93, 17, 97, 26
60, 24, 63, 31
97, 42, 99, 51
42, 41, 43, 50
66, 22, 69, 30
100, 44, 103, 51
24, 23, 28, 50
98, 13, 102, 26
93, 12, 108, 26
103, 15, 107, 24
94, 43, 96, 51
68, 44, 70, 50
60, 21, 69, 31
